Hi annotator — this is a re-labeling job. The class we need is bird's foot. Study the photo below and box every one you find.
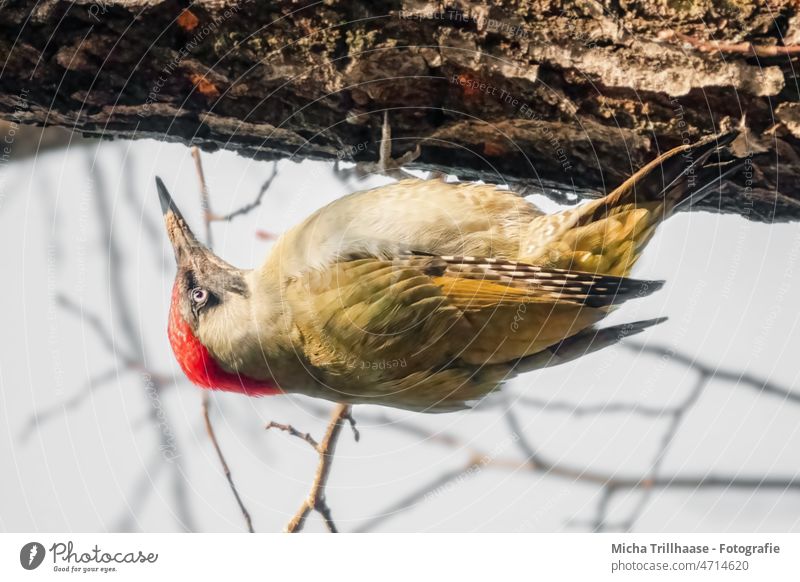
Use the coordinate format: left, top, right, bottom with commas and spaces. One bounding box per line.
353, 111, 421, 180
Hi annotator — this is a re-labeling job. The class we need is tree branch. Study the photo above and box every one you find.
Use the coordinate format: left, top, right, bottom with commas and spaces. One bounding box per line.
624, 342, 800, 404
190, 146, 214, 247
283, 404, 354, 533
354, 406, 800, 532
2, 1, 797, 219
266, 421, 320, 450
210, 161, 279, 222
201, 396, 254, 533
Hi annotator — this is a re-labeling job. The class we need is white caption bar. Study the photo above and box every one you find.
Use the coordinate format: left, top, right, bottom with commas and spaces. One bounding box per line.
1, 533, 798, 581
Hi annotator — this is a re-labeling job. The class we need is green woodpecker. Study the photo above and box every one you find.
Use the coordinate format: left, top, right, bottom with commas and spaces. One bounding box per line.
158, 131, 738, 412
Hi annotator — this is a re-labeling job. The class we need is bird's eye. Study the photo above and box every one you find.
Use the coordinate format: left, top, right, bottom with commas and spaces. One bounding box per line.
190, 287, 208, 305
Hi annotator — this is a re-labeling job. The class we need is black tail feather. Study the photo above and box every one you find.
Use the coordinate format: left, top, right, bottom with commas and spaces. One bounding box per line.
673, 159, 745, 211
513, 317, 668, 373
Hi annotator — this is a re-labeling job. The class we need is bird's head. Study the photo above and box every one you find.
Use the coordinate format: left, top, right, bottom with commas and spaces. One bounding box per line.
156, 177, 277, 395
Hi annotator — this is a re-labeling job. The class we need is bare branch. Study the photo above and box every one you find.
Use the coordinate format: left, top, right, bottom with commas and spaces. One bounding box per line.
210, 161, 279, 222
202, 394, 255, 533
625, 342, 800, 404
114, 451, 167, 532
84, 165, 188, 524
118, 143, 163, 264
285, 404, 353, 533
598, 373, 710, 532
55, 295, 173, 385
590, 486, 618, 533
354, 463, 476, 533
191, 146, 254, 533
190, 146, 214, 247
514, 396, 678, 418
20, 366, 123, 441
517, 340, 800, 531
354, 407, 800, 532
266, 421, 320, 451
56, 294, 137, 366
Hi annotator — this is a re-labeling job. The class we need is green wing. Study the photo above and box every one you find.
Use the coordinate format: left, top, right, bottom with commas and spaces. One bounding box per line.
285, 255, 660, 410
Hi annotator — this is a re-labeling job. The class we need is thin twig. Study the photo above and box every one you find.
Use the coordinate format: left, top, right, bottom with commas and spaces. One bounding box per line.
57, 294, 137, 365
514, 396, 678, 418
118, 144, 163, 264
202, 395, 255, 533
625, 342, 800, 404
54, 296, 173, 384
591, 486, 617, 533
191, 146, 255, 533
266, 421, 320, 450
190, 146, 214, 246
659, 30, 800, 57
353, 410, 800, 532
285, 404, 353, 533
607, 373, 710, 532
354, 464, 477, 533
87, 153, 195, 531
210, 161, 279, 222
114, 451, 167, 532
20, 366, 123, 441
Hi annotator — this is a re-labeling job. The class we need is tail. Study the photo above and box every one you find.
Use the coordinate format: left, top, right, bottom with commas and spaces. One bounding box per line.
523, 129, 740, 277
513, 317, 667, 373
600, 129, 740, 215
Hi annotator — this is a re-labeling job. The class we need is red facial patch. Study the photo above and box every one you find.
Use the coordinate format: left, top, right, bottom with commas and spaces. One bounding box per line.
167, 284, 279, 396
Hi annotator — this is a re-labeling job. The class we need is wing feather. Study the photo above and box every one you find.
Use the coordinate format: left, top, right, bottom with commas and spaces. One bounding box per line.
288, 252, 661, 380
402, 253, 664, 308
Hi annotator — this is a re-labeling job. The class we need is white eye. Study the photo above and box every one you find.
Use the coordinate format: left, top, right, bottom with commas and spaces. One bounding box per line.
191, 287, 208, 305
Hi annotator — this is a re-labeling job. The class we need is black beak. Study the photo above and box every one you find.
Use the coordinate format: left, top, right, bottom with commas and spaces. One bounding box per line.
156, 176, 185, 220
156, 176, 203, 263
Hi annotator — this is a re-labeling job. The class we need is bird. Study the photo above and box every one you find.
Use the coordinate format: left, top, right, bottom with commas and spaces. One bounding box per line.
157, 130, 739, 412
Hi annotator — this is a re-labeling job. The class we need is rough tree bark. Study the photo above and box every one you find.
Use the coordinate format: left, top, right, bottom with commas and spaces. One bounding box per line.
1, 0, 799, 221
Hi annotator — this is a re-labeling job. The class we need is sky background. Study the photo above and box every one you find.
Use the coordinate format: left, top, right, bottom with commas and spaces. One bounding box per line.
1, 136, 799, 533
